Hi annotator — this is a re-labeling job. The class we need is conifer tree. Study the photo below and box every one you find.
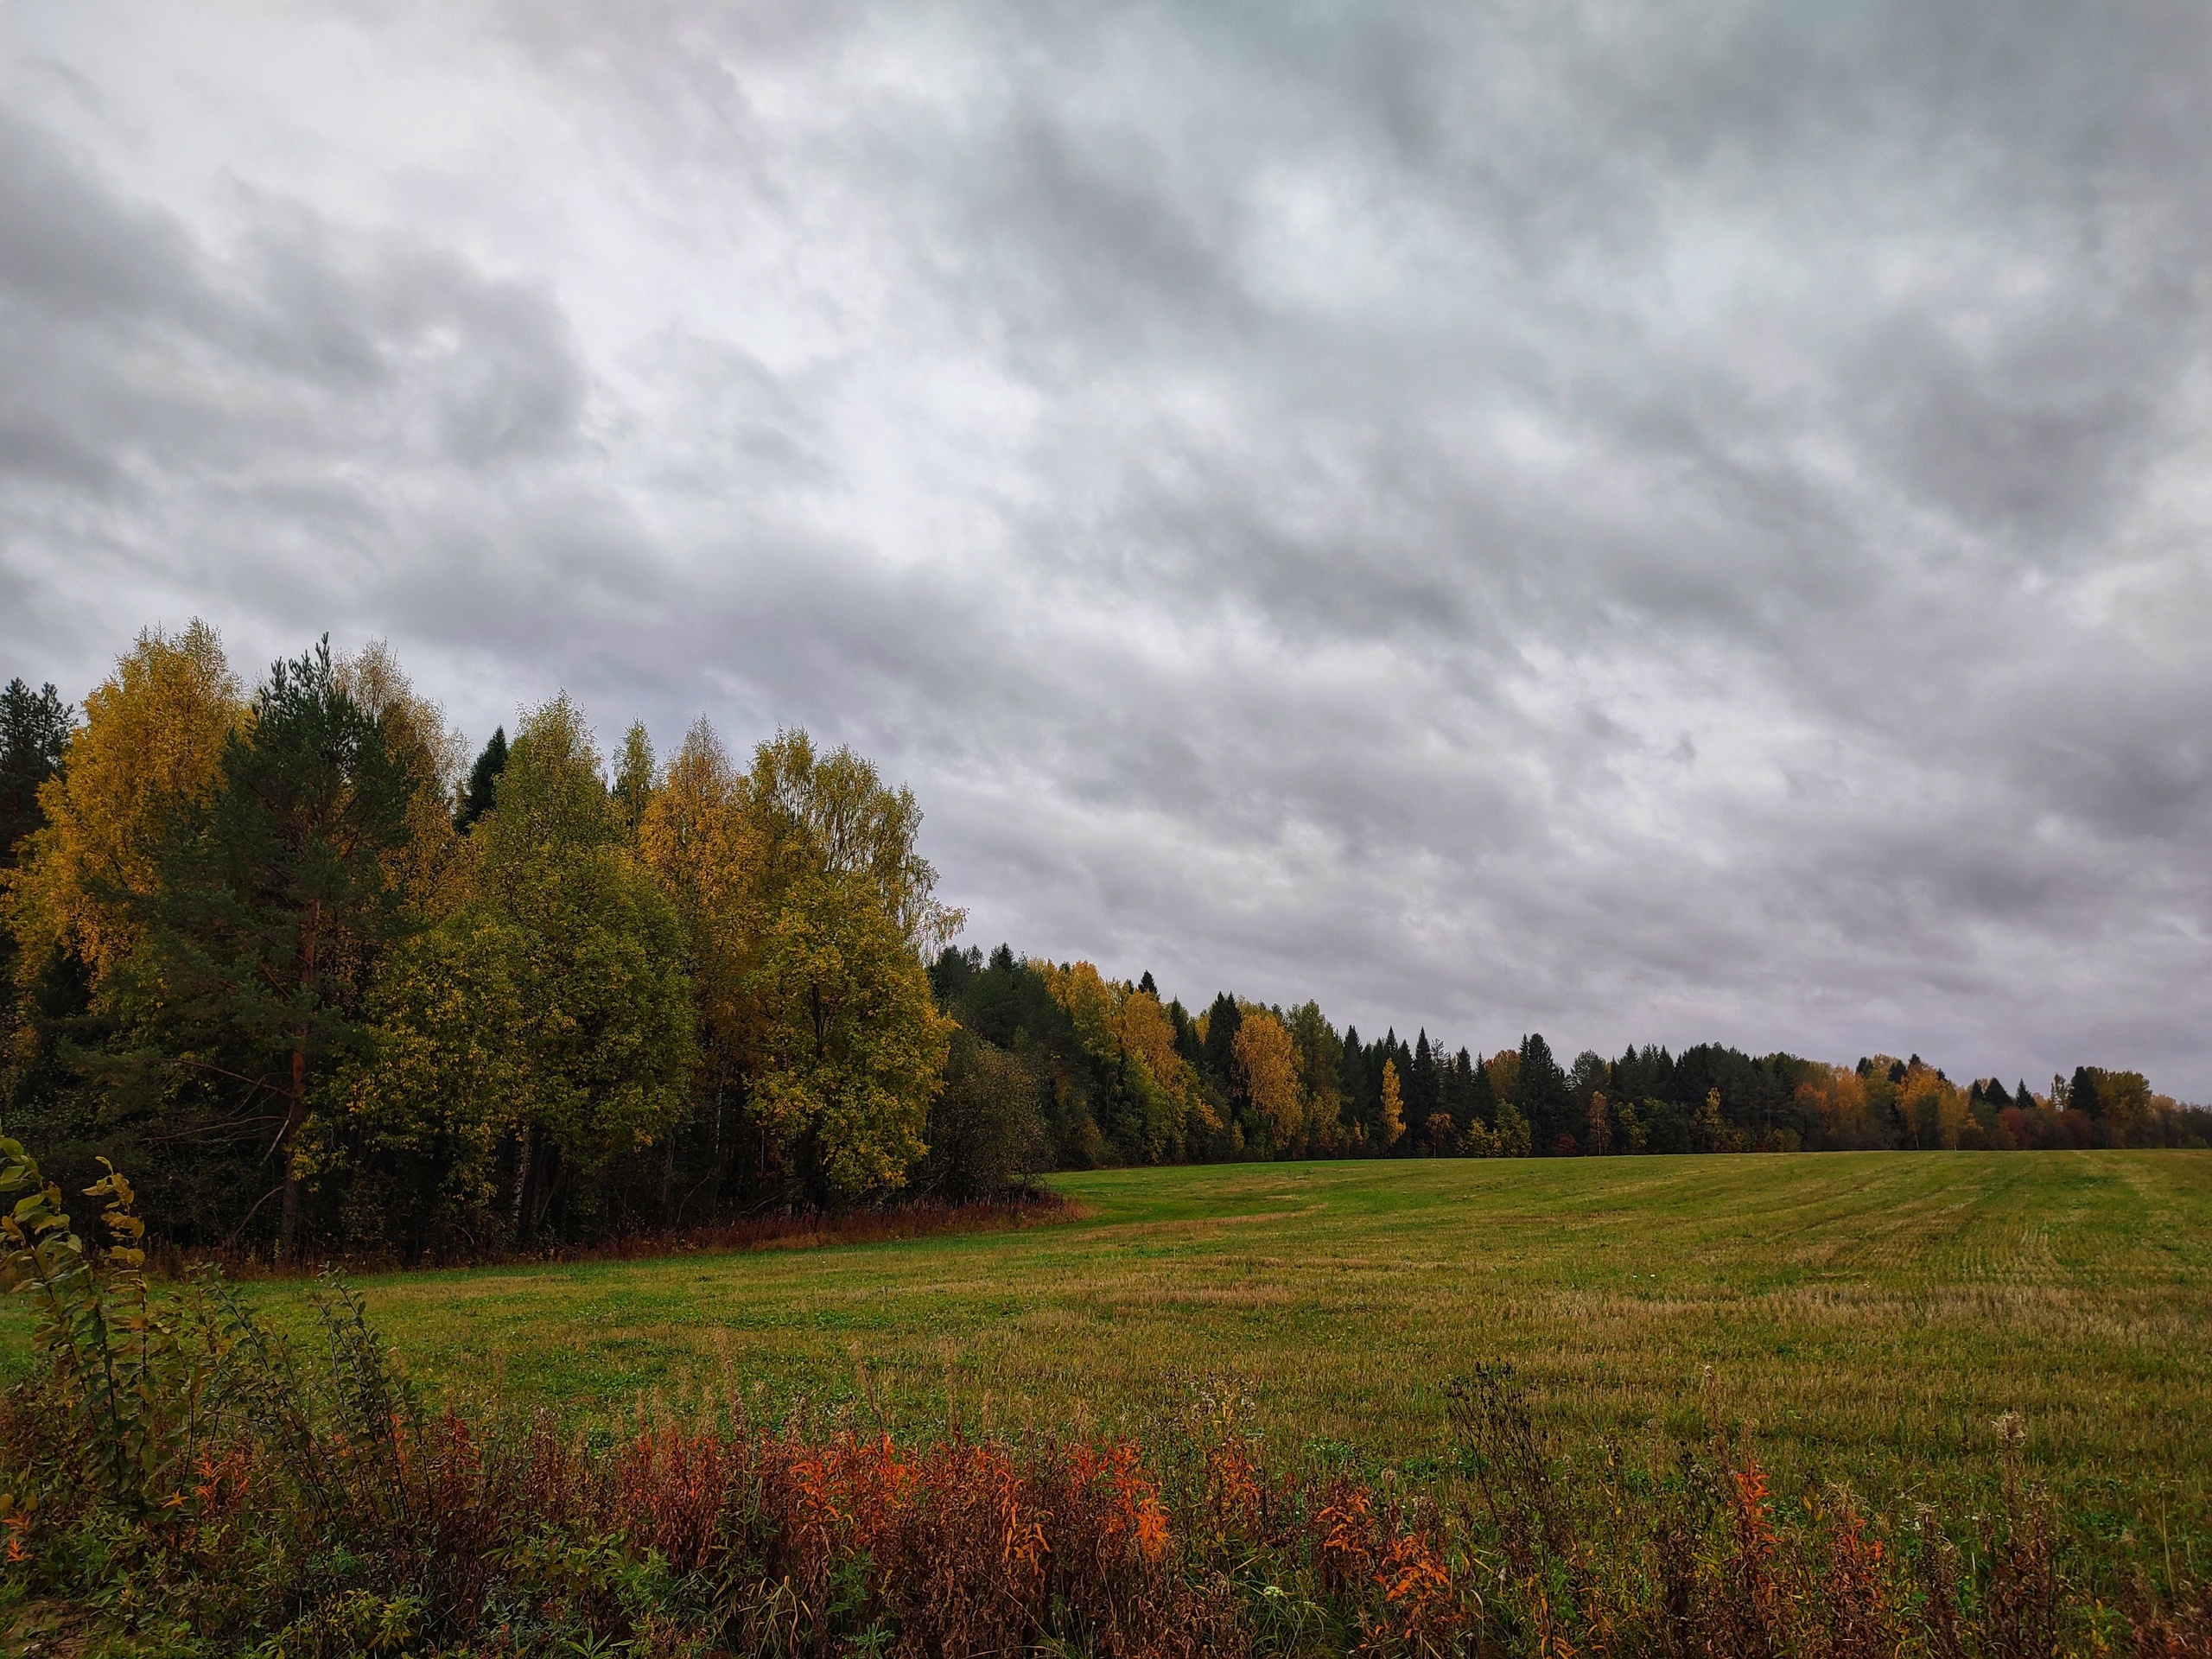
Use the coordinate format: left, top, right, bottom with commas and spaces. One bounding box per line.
0, 677, 73, 865
123, 639, 415, 1255
1410, 1030, 1440, 1140
455, 726, 508, 831
1201, 993, 1241, 1084
2069, 1065, 2101, 1120
1517, 1032, 1571, 1152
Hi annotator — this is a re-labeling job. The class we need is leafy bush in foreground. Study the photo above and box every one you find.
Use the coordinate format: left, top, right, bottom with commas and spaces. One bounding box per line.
3, 1139, 2205, 1657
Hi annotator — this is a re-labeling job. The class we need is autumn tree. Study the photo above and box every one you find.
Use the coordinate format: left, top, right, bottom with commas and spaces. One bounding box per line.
9, 621, 243, 986
731, 729, 957, 1204
323, 910, 530, 1256
1231, 1007, 1302, 1153
1378, 1057, 1405, 1149
1795, 1065, 1876, 1149
0, 678, 73, 1002
1033, 960, 1206, 1162
1896, 1062, 1967, 1151
635, 718, 754, 1198
335, 641, 472, 921
1285, 1001, 1344, 1152
1585, 1090, 1613, 1154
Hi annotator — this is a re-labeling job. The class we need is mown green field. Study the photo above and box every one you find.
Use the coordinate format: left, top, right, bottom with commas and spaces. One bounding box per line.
13, 1152, 2211, 1555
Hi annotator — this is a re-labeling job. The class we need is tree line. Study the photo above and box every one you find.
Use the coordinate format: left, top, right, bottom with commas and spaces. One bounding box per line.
925, 948, 2212, 1172
3, 625, 2206, 1259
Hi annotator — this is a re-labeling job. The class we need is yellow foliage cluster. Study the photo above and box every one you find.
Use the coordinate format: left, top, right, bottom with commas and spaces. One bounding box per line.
1036, 962, 1218, 1147
635, 724, 957, 1202
9, 621, 243, 982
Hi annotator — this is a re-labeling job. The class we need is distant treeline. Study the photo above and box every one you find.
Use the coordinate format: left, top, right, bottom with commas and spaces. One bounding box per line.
931, 945, 2212, 1168
3, 624, 2206, 1261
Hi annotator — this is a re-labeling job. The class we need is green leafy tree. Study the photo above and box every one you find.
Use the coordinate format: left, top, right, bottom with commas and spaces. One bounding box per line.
472, 696, 695, 1238
727, 730, 957, 1205
320, 912, 530, 1257
919, 1029, 1045, 1201
745, 861, 947, 1203
612, 720, 658, 838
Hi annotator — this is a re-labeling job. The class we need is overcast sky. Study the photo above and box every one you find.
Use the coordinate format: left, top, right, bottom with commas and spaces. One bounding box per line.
4, 2, 2209, 1093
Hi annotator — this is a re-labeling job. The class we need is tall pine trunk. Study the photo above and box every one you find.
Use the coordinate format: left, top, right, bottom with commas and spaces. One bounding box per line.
277, 900, 320, 1262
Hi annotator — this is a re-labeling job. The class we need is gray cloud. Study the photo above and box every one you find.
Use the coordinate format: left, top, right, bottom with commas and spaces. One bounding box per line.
3, 0, 2210, 1091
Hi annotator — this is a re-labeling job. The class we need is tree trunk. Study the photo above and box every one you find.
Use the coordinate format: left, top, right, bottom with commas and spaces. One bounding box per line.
279, 900, 321, 1262
278, 1044, 306, 1260
511, 1123, 535, 1241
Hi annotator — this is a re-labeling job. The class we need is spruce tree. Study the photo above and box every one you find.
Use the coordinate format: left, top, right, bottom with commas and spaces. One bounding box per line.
0, 677, 73, 864
1201, 992, 1241, 1084
1338, 1025, 1370, 1135
1518, 1032, 1572, 1153
1410, 1030, 1440, 1146
455, 725, 509, 830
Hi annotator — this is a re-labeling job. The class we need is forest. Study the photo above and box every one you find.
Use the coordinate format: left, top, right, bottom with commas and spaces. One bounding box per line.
3, 623, 2207, 1262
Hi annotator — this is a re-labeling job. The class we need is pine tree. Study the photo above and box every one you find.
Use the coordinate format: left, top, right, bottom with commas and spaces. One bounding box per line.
455, 726, 508, 831
1201, 993, 1241, 1084
124, 639, 415, 1256
1518, 1033, 1571, 1153
1, 677, 73, 864
1467, 1050, 1498, 1130
1338, 1025, 1371, 1138
1410, 1030, 1440, 1141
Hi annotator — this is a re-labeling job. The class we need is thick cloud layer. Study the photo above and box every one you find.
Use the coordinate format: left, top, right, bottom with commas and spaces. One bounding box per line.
4, 2, 2209, 1090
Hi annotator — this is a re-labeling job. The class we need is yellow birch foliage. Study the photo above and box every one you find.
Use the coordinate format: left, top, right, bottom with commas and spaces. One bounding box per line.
1122, 988, 1214, 1130
1038, 960, 1120, 1061
727, 728, 957, 1200
1795, 1065, 1880, 1149
1379, 1058, 1405, 1148
8, 620, 243, 983
636, 718, 759, 1106
1897, 1062, 1968, 1150
1231, 1008, 1302, 1146
1038, 962, 1215, 1138
745, 866, 950, 1200
335, 639, 473, 919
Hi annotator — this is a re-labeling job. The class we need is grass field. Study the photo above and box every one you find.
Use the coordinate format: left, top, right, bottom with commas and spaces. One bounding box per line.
13, 1151, 2210, 1560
